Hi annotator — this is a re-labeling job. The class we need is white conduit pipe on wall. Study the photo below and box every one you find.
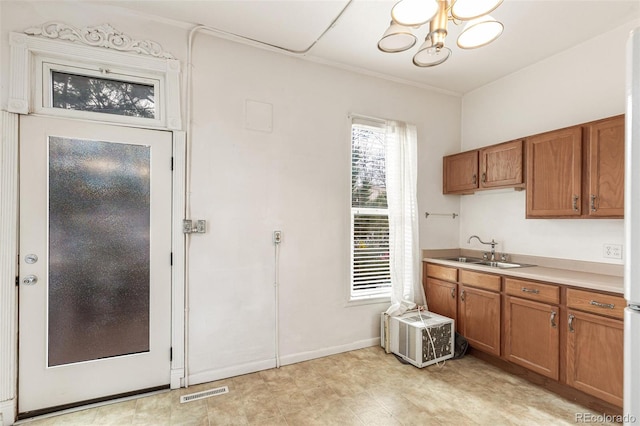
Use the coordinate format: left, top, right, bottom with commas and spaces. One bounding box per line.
274, 241, 281, 368
183, 0, 353, 386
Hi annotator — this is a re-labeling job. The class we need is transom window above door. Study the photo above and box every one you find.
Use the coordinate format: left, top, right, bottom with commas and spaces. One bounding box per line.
37, 59, 163, 126
8, 23, 182, 130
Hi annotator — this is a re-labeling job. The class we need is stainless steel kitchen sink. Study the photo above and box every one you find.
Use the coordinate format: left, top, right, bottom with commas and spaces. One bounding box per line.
475, 260, 535, 269
438, 257, 535, 269
440, 257, 484, 263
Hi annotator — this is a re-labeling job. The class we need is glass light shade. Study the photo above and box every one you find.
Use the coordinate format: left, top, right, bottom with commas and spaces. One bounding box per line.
377, 21, 417, 53
457, 16, 503, 49
451, 0, 503, 20
413, 40, 451, 67
391, 0, 438, 27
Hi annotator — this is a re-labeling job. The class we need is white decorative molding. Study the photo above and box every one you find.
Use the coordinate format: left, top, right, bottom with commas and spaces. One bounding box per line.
9, 27, 182, 130
0, 111, 19, 426
171, 132, 186, 389
24, 22, 175, 59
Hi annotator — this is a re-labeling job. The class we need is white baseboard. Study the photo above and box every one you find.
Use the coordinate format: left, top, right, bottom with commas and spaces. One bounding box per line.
186, 338, 380, 386
279, 337, 380, 366
0, 398, 15, 426
187, 359, 276, 386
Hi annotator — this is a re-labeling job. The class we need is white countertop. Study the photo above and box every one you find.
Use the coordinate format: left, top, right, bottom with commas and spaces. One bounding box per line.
424, 257, 624, 295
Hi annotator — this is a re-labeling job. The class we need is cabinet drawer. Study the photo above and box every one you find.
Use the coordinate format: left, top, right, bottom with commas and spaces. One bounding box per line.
426, 264, 457, 282
459, 269, 500, 292
505, 278, 560, 304
566, 288, 626, 319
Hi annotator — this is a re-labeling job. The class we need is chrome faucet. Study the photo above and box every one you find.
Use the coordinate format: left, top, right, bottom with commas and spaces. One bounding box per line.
467, 235, 499, 261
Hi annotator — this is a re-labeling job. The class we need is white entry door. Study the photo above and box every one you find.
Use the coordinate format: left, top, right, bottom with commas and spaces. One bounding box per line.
18, 115, 173, 415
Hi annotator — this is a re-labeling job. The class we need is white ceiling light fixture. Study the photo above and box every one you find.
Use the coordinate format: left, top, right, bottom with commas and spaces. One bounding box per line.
378, 21, 417, 52
377, 0, 504, 67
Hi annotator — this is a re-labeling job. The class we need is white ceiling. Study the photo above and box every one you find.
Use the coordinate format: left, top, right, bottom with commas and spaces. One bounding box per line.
103, 0, 640, 95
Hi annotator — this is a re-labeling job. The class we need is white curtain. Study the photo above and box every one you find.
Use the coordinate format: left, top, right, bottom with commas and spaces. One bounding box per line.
384, 120, 420, 317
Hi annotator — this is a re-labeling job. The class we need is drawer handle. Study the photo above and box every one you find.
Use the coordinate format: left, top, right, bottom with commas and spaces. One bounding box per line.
481, 172, 486, 183
572, 195, 579, 212
568, 314, 575, 333
461, 289, 466, 302
590, 194, 597, 212
550, 311, 557, 328
472, 174, 477, 185
450, 288, 456, 299
521, 287, 540, 294
589, 300, 615, 309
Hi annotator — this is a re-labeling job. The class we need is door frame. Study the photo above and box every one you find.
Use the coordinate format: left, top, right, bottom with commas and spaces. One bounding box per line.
1, 23, 186, 424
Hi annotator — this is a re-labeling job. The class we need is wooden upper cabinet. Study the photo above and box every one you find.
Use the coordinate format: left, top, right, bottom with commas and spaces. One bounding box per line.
443, 141, 525, 194
585, 115, 625, 217
479, 140, 525, 190
443, 150, 478, 194
526, 126, 583, 217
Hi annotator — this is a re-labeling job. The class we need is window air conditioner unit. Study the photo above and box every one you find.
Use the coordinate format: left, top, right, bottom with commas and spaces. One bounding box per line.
381, 311, 454, 368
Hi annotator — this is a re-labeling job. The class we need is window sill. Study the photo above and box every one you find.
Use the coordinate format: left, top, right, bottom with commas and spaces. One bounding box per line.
346, 295, 391, 307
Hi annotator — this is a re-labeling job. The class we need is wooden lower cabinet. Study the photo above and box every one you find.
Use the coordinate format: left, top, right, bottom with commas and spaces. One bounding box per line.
424, 277, 458, 325
504, 296, 559, 379
458, 285, 501, 356
423, 261, 623, 408
566, 309, 624, 407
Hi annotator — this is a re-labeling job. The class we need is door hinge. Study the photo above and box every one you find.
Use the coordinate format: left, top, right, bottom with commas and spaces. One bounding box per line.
171, 157, 174, 171
170, 252, 173, 266
170, 347, 173, 362
15, 276, 19, 286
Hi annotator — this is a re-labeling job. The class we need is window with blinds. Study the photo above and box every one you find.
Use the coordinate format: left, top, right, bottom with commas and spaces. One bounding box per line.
350, 119, 391, 299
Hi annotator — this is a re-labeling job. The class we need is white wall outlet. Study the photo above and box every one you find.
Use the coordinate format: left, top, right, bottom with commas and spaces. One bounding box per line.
603, 244, 622, 259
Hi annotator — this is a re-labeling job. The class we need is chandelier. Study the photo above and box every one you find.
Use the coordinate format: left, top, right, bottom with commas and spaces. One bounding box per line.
377, 0, 504, 67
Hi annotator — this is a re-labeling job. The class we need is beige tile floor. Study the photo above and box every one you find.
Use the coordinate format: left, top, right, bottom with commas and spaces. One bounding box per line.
20, 346, 613, 426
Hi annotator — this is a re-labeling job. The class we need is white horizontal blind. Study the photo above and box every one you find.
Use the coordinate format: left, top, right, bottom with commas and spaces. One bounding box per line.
351, 120, 391, 298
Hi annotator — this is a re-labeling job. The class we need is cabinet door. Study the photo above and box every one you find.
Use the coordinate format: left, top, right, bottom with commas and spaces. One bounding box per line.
424, 277, 457, 326
504, 296, 559, 379
526, 127, 582, 217
566, 310, 623, 407
458, 286, 500, 356
443, 150, 478, 194
586, 115, 625, 217
479, 140, 524, 189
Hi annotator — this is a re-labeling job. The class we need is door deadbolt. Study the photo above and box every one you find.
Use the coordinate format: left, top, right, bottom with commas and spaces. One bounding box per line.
25, 254, 38, 264
22, 275, 38, 285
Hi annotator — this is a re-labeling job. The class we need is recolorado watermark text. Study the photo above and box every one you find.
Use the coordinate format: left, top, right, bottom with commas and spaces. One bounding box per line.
575, 413, 637, 423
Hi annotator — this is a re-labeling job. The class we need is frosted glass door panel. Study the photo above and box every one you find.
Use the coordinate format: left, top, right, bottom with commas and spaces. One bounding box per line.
48, 137, 151, 367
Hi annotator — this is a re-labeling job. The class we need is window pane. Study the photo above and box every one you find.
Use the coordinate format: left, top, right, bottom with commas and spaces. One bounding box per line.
351, 121, 391, 298
352, 125, 387, 209
352, 213, 391, 293
51, 71, 155, 118
48, 136, 151, 366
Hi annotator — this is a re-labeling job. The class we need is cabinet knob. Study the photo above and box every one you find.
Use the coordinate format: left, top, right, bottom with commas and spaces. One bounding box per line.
450, 288, 456, 299
460, 289, 466, 302
472, 174, 477, 185
481, 172, 486, 183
